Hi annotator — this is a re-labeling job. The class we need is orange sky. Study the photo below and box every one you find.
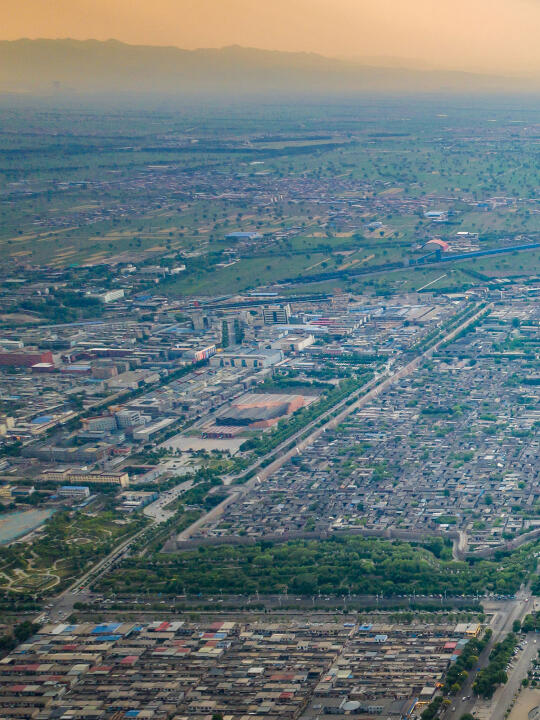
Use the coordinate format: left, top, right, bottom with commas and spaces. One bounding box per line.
4, 0, 540, 75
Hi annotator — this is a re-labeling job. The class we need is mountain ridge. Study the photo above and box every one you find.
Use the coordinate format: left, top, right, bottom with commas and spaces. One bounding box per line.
0, 38, 536, 95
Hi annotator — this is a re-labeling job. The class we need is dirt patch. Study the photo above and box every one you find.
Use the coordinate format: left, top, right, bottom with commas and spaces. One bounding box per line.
508, 688, 540, 720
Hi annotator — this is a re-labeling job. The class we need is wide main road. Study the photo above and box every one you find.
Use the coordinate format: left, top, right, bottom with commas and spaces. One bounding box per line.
39, 524, 150, 624
36, 479, 195, 624
39, 301, 491, 617
447, 587, 535, 720
488, 631, 538, 720
178, 302, 491, 542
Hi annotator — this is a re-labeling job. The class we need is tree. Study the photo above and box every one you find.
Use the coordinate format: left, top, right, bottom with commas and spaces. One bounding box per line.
234, 318, 244, 345
521, 614, 538, 633
463, 654, 479, 670
221, 320, 229, 348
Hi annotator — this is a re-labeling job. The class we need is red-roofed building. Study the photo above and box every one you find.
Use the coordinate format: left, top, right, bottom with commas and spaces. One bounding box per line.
0, 351, 54, 368
119, 656, 137, 665
425, 238, 450, 252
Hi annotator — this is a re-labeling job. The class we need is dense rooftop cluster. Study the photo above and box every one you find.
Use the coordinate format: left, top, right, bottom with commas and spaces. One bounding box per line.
0, 618, 480, 720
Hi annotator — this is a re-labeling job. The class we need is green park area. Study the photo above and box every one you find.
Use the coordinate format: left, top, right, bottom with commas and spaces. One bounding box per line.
96, 534, 538, 598
0, 508, 145, 597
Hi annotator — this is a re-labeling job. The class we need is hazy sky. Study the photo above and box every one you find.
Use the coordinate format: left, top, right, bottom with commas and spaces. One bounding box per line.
4, 0, 540, 74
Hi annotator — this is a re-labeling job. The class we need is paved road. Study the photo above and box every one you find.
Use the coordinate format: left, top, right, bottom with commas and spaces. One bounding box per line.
275, 243, 540, 290
178, 302, 491, 544
452, 531, 468, 560
38, 524, 149, 624
37, 303, 490, 621
143, 478, 193, 522
488, 634, 538, 720
36, 478, 197, 625
59, 592, 490, 618
447, 588, 534, 720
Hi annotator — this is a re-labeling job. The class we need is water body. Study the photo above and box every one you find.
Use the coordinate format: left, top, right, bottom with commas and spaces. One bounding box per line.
0, 509, 55, 544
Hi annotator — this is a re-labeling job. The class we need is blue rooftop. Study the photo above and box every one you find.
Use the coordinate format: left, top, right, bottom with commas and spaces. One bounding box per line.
92, 623, 122, 634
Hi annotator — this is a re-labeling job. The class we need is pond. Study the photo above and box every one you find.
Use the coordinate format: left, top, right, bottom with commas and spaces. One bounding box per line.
0, 508, 55, 544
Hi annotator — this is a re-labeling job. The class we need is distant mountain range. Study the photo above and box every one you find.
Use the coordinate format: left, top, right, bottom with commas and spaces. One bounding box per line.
0, 39, 536, 95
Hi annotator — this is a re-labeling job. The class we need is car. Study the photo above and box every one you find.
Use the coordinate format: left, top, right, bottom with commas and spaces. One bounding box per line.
463, 697, 467, 701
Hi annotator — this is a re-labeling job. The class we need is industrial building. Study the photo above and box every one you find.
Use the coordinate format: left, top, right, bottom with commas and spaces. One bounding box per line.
210, 349, 283, 369
263, 304, 291, 325
0, 350, 54, 368
215, 392, 310, 429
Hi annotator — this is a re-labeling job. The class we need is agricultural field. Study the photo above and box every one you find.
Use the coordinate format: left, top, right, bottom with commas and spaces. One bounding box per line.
1, 97, 539, 298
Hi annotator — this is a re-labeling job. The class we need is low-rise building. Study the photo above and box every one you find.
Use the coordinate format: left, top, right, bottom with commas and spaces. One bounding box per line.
210, 349, 283, 370
263, 304, 291, 325
58, 485, 91, 500
43, 468, 129, 487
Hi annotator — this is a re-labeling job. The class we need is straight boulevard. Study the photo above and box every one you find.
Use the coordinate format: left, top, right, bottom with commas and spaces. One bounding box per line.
178, 301, 491, 542
447, 588, 535, 720
38, 302, 493, 626
37, 479, 194, 624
